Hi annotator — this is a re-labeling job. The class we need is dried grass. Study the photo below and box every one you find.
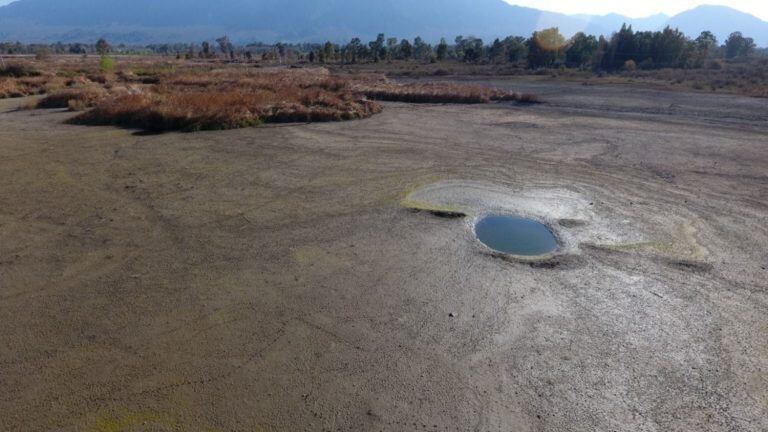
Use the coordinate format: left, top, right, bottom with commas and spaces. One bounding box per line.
37, 86, 108, 109
2, 57, 538, 132
354, 81, 516, 104
72, 70, 382, 132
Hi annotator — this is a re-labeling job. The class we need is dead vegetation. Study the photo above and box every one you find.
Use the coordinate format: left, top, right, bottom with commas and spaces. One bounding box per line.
71, 69, 383, 132
36, 86, 108, 109
2, 57, 534, 131
353, 80, 523, 103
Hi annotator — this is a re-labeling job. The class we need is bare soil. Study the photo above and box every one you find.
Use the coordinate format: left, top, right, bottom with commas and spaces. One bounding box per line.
1, 78, 767, 431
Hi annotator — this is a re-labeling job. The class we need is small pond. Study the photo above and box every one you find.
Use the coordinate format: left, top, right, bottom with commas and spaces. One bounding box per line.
475, 215, 558, 256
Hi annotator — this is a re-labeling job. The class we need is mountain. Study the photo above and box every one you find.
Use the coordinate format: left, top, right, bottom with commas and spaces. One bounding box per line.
666, 5, 768, 45
574, 13, 670, 35
0, 0, 766, 46
0, 0, 595, 43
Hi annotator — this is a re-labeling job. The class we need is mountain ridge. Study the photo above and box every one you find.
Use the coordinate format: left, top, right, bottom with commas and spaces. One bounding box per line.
0, 1, 766, 46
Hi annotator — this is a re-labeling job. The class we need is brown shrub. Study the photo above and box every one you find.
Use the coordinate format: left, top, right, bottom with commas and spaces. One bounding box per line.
37, 86, 108, 109
0, 76, 53, 98
0, 64, 41, 77
515, 93, 541, 104
71, 72, 382, 132
355, 81, 516, 104
0, 79, 25, 98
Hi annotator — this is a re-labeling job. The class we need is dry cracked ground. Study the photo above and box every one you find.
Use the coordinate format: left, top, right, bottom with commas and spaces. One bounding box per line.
1, 79, 767, 431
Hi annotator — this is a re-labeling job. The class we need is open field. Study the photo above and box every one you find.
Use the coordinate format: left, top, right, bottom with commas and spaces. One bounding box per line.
1, 72, 767, 431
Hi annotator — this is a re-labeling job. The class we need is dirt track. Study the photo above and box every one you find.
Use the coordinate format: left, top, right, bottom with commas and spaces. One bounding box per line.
1, 80, 767, 431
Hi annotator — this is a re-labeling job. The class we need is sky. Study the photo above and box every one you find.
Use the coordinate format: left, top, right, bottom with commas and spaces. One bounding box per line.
0, 0, 766, 20
507, 1, 768, 20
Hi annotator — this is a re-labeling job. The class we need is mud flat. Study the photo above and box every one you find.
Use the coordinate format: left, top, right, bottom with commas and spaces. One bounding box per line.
1, 79, 767, 431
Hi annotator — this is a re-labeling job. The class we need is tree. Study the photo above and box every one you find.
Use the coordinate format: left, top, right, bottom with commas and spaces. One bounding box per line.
603, 24, 635, 70
398, 39, 413, 60
201, 41, 211, 58
369, 34, 386, 62
652, 26, 690, 68
95, 38, 110, 55
413, 37, 431, 61
454, 36, 465, 59
323, 41, 335, 63
488, 38, 505, 64
436, 38, 449, 61
695, 31, 718, 60
347, 37, 362, 63
455, 37, 483, 62
216, 36, 233, 58
725, 32, 756, 59
308, 51, 316, 63
527, 28, 565, 68
386, 37, 398, 61
504, 36, 528, 63
565, 32, 597, 68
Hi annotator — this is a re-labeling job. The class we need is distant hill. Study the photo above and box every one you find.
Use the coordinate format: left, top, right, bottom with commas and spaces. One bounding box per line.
666, 5, 768, 45
0, 0, 766, 45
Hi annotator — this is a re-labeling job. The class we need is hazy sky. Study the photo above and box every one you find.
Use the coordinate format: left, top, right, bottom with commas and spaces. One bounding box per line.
0, 0, 765, 21
509, 1, 768, 20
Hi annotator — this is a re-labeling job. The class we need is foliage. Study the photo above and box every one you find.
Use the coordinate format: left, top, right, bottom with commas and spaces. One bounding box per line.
725, 32, 756, 59
527, 28, 566, 68
95, 38, 110, 55
99, 55, 116, 72
566, 33, 598, 68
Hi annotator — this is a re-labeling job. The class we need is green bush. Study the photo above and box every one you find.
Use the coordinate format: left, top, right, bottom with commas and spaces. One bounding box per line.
99, 55, 116, 73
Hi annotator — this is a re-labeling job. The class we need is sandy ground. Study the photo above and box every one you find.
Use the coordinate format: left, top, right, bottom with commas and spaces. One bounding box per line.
1, 80, 767, 431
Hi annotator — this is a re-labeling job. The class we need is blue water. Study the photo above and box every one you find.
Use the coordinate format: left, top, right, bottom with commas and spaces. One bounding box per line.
475, 215, 558, 256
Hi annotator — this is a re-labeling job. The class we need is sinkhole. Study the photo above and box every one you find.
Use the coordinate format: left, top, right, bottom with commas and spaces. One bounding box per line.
475, 215, 558, 256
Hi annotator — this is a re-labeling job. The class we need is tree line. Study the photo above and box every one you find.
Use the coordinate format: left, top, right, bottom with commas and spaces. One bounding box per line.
2, 25, 765, 71
312, 27, 762, 70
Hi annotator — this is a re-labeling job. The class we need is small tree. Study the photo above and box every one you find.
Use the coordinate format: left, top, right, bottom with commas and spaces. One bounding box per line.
725, 32, 756, 59
201, 41, 211, 58
216, 36, 233, 58
323, 41, 335, 63
527, 28, 566, 68
368, 34, 386, 62
413, 36, 430, 61
565, 32, 598, 68
95, 38, 110, 55
488, 38, 505, 64
386, 37, 398, 61
347, 38, 362, 63
436, 38, 448, 61
504, 36, 528, 63
398, 39, 412, 60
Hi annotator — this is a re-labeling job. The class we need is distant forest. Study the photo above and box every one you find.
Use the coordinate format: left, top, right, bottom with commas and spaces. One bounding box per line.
2, 25, 767, 71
